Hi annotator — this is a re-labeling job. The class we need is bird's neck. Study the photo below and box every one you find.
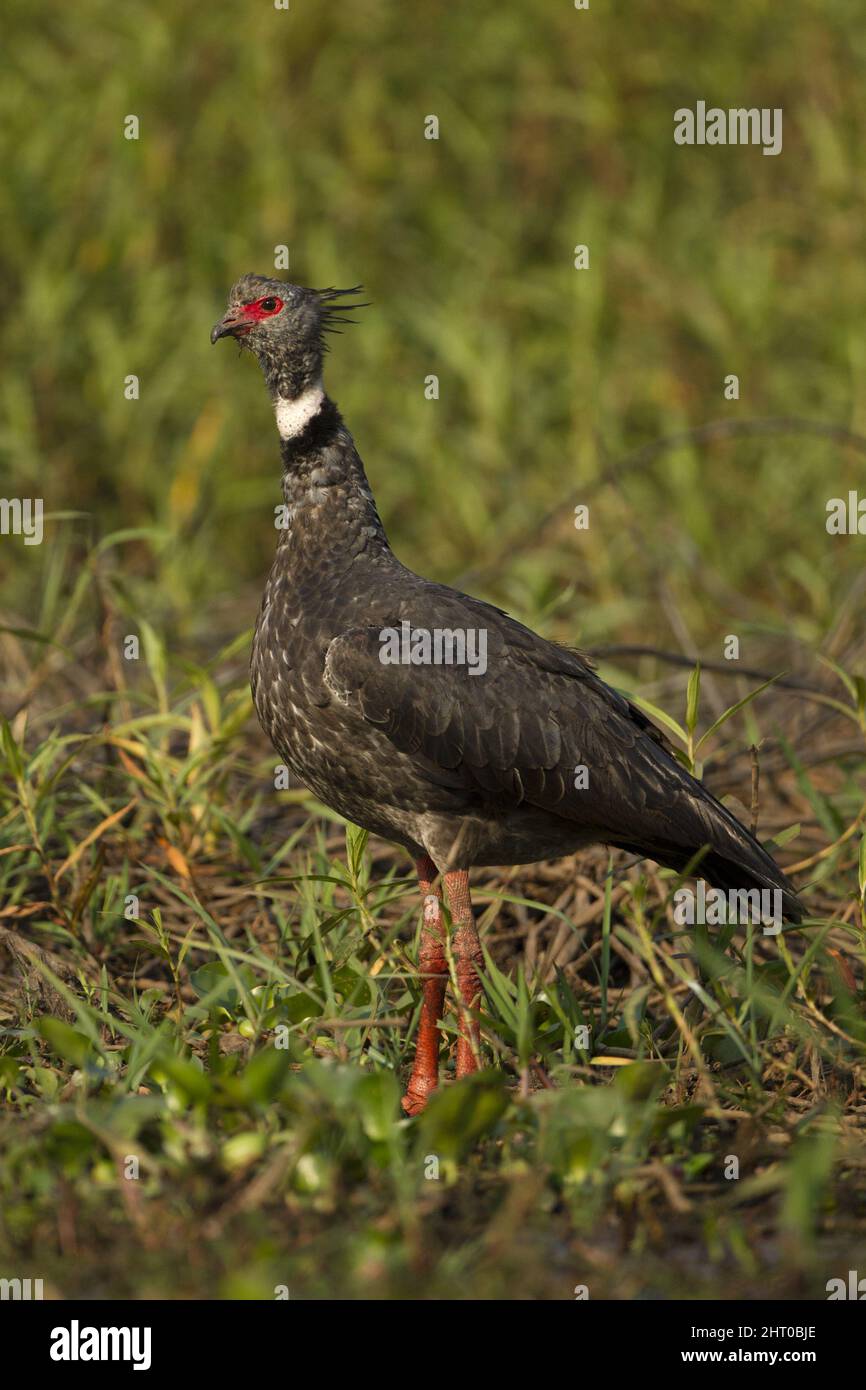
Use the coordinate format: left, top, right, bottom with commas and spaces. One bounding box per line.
270, 385, 391, 563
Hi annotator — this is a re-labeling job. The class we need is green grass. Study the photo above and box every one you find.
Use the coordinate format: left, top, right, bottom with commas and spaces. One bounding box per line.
1, 0, 866, 1299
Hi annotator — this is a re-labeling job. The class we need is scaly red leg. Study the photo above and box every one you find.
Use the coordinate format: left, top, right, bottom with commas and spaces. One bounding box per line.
402, 855, 447, 1115
444, 869, 483, 1079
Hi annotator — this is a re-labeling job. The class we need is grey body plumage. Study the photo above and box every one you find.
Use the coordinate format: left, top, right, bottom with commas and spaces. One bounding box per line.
212, 277, 803, 922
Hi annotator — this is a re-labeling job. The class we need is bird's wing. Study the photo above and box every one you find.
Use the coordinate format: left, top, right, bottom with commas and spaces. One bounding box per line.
321, 587, 697, 837
321, 584, 803, 923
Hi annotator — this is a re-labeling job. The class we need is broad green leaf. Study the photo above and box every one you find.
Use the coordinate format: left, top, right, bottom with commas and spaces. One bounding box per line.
415, 1072, 508, 1167
38, 1018, 94, 1068
355, 1071, 400, 1142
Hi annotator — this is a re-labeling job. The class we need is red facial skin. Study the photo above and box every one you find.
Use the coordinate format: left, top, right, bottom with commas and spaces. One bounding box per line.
241, 295, 284, 324
213, 295, 285, 342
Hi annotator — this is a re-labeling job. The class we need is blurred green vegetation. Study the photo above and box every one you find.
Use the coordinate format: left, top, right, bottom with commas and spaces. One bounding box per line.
1, 0, 866, 1301
3, 0, 866, 651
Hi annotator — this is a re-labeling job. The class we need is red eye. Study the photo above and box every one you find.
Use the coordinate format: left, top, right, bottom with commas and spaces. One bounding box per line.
244, 295, 284, 321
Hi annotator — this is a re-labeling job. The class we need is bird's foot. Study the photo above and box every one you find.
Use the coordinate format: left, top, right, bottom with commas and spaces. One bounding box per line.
401, 1072, 438, 1115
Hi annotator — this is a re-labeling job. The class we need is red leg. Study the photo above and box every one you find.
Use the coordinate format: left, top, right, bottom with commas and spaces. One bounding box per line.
444, 870, 483, 1079
402, 855, 447, 1115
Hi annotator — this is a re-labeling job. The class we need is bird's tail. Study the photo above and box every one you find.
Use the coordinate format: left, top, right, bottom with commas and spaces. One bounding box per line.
616, 780, 804, 924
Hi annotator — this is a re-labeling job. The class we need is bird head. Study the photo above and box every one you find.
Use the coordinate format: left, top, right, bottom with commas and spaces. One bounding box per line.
211, 275, 365, 399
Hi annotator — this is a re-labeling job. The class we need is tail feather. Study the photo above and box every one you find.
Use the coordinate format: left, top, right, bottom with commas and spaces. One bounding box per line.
616, 778, 804, 923
657, 841, 803, 924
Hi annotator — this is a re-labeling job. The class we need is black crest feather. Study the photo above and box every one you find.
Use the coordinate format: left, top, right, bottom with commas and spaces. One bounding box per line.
316, 285, 370, 335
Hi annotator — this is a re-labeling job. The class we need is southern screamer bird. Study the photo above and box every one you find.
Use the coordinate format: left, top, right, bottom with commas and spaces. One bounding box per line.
211, 276, 802, 1115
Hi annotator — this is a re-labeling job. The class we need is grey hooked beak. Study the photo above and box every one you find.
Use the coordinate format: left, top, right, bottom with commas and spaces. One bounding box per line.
210, 309, 249, 344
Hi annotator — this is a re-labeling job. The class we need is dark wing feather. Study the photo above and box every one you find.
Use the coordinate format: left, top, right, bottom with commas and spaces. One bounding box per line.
323, 588, 802, 919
